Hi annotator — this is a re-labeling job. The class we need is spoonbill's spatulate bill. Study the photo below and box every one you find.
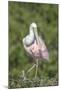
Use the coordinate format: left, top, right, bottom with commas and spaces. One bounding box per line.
23, 22, 49, 78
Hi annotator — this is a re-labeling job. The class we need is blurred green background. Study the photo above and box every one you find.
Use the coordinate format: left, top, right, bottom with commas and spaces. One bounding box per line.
9, 1, 58, 88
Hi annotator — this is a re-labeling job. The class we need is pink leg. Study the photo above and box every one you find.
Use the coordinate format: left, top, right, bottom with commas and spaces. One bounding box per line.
35, 59, 38, 79
27, 64, 36, 73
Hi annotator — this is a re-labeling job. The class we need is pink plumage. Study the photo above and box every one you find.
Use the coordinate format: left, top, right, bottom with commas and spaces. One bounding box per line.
23, 36, 49, 60
23, 23, 49, 78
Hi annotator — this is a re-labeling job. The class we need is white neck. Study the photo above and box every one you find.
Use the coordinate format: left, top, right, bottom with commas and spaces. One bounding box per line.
30, 25, 39, 44
29, 25, 34, 34
34, 28, 39, 44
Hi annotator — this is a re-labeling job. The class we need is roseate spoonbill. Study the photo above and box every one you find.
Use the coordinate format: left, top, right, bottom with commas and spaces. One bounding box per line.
23, 23, 49, 78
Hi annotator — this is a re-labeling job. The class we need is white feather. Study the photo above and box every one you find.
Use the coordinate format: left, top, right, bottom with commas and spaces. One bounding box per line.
25, 34, 34, 46
23, 22, 37, 46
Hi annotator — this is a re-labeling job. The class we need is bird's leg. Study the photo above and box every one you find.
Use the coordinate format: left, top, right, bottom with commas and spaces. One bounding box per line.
27, 64, 36, 73
22, 70, 26, 80
35, 59, 38, 79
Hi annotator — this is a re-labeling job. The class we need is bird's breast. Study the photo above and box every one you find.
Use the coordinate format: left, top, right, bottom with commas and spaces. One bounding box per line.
25, 34, 35, 46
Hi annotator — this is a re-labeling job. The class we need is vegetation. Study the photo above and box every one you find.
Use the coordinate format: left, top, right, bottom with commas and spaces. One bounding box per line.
9, 1, 58, 88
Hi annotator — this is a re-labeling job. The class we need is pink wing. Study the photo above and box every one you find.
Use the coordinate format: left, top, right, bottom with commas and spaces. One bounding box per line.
39, 36, 49, 60
23, 36, 49, 60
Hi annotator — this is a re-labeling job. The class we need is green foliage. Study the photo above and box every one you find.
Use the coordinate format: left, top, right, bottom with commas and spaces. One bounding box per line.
9, 1, 58, 88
